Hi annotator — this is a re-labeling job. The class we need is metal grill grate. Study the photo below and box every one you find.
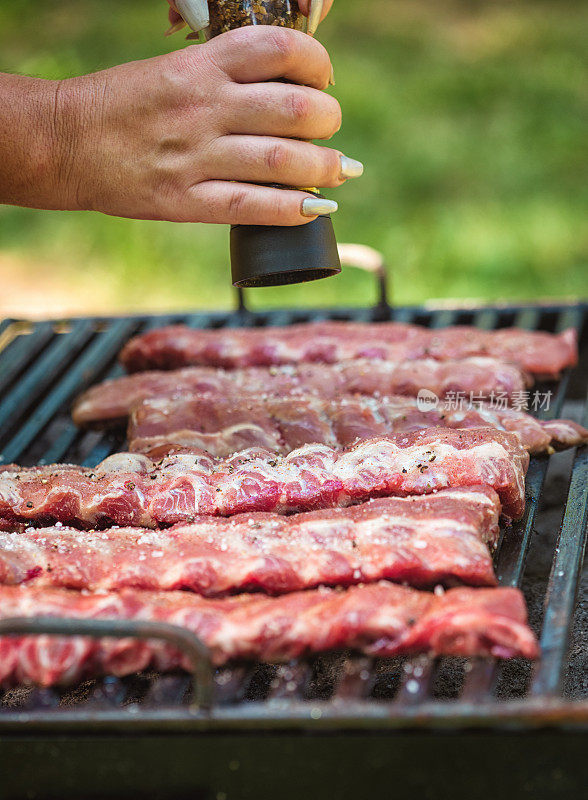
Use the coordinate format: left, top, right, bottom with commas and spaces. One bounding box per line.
0, 300, 587, 733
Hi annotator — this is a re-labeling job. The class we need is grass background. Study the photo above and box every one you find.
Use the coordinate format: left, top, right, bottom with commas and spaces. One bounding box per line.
0, 0, 586, 316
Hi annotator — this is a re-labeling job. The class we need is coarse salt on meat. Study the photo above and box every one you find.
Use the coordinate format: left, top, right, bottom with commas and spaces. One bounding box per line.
0, 428, 529, 526
72, 358, 530, 428
0, 582, 538, 686
0, 487, 501, 593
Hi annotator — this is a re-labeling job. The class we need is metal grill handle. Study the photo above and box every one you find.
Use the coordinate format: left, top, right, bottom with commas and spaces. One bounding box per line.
0, 617, 214, 711
235, 242, 389, 313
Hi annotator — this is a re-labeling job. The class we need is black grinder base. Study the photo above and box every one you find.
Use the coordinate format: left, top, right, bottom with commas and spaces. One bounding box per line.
230, 213, 341, 288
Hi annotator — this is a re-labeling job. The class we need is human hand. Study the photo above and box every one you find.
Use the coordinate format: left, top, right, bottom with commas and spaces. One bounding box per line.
58, 26, 361, 225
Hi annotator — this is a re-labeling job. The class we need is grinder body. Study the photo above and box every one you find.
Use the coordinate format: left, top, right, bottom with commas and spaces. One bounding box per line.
174, 0, 341, 288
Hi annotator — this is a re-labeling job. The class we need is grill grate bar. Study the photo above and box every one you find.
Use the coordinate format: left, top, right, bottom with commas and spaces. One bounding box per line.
496, 460, 548, 587
41, 426, 86, 466
146, 315, 188, 333
186, 313, 216, 330
514, 308, 541, 330
0, 319, 137, 464
214, 666, 250, 705
21, 688, 61, 711
460, 660, 497, 700
81, 433, 126, 469
332, 656, 374, 700
430, 310, 458, 329
394, 658, 435, 706
556, 306, 585, 335
142, 675, 191, 709
69, 316, 179, 468
531, 391, 588, 697
82, 677, 130, 709
267, 663, 313, 701
473, 309, 499, 330
260, 310, 298, 328
0, 320, 94, 457
391, 307, 416, 324
0, 322, 55, 396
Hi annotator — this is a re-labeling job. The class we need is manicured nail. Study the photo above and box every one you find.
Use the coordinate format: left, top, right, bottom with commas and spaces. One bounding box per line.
175, 0, 210, 32
307, 0, 324, 37
165, 20, 186, 36
301, 197, 338, 217
340, 156, 364, 180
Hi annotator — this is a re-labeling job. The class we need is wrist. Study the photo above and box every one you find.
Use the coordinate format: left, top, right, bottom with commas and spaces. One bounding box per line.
0, 72, 95, 212
48, 76, 94, 212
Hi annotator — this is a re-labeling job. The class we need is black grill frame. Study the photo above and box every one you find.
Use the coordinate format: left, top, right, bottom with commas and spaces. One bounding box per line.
0, 299, 587, 737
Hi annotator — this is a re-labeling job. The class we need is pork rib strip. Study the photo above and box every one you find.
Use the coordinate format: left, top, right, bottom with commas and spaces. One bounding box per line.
0, 428, 529, 526
127, 393, 588, 457
0, 488, 501, 592
73, 357, 529, 428
0, 583, 538, 686
120, 321, 577, 379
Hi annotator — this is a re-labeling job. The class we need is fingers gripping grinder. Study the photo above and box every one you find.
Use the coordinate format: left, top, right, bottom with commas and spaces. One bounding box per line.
174, 0, 341, 287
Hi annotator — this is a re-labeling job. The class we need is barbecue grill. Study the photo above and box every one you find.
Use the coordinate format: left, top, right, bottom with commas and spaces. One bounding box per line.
0, 284, 586, 799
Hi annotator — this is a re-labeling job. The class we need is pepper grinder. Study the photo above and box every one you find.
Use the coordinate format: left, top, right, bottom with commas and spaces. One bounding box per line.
173, 0, 341, 287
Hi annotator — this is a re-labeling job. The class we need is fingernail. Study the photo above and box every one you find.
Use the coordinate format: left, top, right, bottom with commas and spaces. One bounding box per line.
301, 197, 338, 217
307, 0, 324, 37
340, 156, 364, 180
175, 0, 210, 31
329, 65, 336, 86
165, 20, 186, 36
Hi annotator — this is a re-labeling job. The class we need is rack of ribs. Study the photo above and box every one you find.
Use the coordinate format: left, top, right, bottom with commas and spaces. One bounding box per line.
0, 428, 529, 528
120, 321, 577, 378
0, 583, 539, 686
0, 488, 501, 593
126, 393, 588, 457
73, 357, 530, 428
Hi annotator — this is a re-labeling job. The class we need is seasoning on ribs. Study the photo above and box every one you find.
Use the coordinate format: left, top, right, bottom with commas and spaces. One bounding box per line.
0, 583, 538, 686
72, 357, 529, 428
119, 321, 577, 379
0, 429, 529, 527
127, 393, 588, 457
0, 488, 501, 593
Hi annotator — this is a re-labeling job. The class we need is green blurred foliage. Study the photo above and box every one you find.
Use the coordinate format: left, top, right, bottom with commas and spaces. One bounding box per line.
0, 0, 586, 313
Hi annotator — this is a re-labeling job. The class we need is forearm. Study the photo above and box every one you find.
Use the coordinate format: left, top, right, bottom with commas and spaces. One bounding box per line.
0, 73, 86, 211
0, 28, 350, 226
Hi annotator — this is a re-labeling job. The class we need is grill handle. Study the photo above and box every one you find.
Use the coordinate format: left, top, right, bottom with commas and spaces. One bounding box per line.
0, 617, 214, 711
235, 242, 389, 315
